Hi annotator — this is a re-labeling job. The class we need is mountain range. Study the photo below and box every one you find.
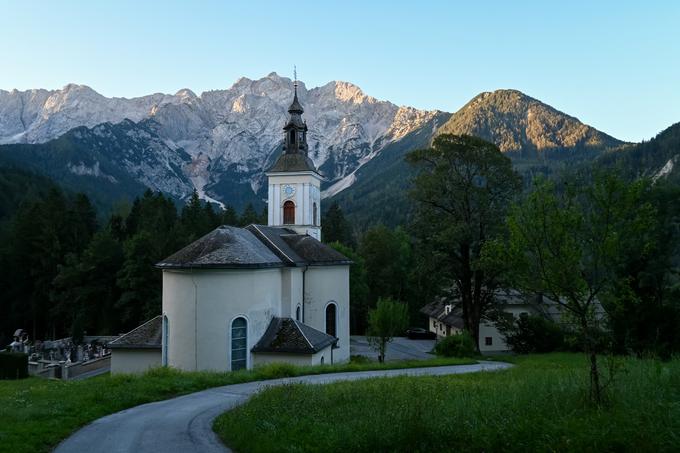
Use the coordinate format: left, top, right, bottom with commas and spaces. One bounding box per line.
0, 73, 438, 210
1, 72, 674, 226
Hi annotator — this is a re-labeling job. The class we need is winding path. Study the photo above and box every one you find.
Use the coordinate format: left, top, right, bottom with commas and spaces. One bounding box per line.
55, 361, 512, 453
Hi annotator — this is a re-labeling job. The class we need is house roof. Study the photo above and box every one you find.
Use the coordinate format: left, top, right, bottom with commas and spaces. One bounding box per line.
419, 300, 464, 329
420, 300, 446, 318
251, 317, 337, 354
156, 226, 284, 269
109, 316, 162, 349
441, 312, 465, 329
247, 224, 352, 266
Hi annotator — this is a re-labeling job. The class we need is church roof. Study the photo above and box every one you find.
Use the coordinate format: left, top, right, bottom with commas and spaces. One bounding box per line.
156, 226, 284, 269
247, 225, 352, 266
109, 316, 162, 349
267, 152, 318, 173
251, 317, 337, 354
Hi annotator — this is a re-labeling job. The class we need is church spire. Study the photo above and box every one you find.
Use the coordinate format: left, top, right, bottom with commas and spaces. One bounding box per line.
283, 71, 308, 155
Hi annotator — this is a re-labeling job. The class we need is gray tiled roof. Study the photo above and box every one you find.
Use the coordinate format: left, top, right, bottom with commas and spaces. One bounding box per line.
419, 300, 464, 329
248, 224, 352, 266
420, 300, 446, 318
267, 153, 318, 173
251, 317, 337, 354
109, 316, 162, 349
156, 226, 284, 269
247, 225, 306, 265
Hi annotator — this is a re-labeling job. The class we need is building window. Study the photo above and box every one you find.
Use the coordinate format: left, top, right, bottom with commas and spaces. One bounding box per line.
231, 317, 248, 371
283, 200, 295, 225
320, 356, 325, 365
162, 315, 169, 366
325, 303, 337, 337
313, 202, 318, 226
485, 336, 493, 346
289, 129, 296, 144
296, 305, 301, 321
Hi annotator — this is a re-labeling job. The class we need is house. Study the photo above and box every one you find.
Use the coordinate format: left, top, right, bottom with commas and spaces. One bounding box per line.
420, 290, 567, 353
110, 84, 351, 374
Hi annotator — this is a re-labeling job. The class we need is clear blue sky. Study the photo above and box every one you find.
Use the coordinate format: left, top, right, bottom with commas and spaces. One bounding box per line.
2, 0, 678, 142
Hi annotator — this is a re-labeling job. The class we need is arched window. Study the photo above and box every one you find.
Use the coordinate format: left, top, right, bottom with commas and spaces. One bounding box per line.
162, 315, 169, 366
231, 317, 247, 371
313, 202, 318, 226
289, 129, 296, 144
283, 200, 295, 225
296, 305, 301, 321
325, 303, 337, 337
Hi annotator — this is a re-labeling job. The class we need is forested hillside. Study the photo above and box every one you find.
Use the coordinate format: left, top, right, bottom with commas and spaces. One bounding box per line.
598, 122, 680, 183
0, 184, 264, 348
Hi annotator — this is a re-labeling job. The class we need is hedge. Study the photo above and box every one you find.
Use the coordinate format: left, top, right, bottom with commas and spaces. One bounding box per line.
0, 352, 29, 379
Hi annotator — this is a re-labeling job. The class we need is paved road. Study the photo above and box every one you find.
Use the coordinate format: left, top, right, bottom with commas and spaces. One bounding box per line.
350, 336, 436, 361
55, 361, 511, 453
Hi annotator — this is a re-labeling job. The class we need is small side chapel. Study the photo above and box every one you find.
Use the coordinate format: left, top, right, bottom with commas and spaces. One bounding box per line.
109, 84, 351, 374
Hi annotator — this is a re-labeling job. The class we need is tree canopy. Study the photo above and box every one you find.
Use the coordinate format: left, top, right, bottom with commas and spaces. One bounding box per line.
407, 134, 521, 350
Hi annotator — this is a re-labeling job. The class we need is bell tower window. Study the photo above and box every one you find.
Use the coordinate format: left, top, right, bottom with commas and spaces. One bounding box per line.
283, 200, 295, 225
289, 130, 296, 144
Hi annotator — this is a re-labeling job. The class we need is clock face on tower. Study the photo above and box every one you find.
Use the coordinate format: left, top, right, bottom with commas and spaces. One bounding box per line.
282, 184, 296, 198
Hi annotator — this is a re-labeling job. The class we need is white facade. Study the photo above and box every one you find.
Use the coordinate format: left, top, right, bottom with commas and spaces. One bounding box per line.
162, 268, 282, 372
161, 263, 350, 372
253, 347, 333, 367
266, 171, 322, 240
111, 349, 161, 374
303, 266, 351, 363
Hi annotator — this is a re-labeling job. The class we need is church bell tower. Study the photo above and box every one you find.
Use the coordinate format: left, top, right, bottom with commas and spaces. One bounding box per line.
266, 77, 322, 240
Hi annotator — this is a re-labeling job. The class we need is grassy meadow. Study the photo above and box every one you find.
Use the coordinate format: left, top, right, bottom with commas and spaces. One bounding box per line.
215, 353, 680, 452
0, 356, 472, 453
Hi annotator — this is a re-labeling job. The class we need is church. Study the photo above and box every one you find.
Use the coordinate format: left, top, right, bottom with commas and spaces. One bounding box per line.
109, 84, 351, 374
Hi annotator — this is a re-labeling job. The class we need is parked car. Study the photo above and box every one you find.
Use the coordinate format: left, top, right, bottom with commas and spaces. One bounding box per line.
406, 328, 437, 340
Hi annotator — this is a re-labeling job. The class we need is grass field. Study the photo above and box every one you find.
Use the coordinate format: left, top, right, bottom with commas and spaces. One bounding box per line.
215, 353, 680, 453
0, 356, 473, 453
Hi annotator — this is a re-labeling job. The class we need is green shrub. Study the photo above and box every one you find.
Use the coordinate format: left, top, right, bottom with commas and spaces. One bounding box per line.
433, 332, 477, 357
503, 314, 565, 353
349, 355, 372, 364
0, 352, 29, 380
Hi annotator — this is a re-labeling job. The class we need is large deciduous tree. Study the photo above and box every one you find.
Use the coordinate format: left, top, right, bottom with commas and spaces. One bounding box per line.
407, 134, 521, 351
493, 173, 655, 404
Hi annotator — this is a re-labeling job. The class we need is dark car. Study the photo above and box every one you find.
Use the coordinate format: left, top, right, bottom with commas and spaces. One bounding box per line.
406, 328, 437, 340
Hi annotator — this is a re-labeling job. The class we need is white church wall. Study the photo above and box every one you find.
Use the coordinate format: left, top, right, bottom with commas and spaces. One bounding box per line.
253, 353, 313, 367
162, 270, 199, 371
303, 265, 350, 363
162, 268, 283, 372
111, 349, 161, 375
252, 345, 334, 367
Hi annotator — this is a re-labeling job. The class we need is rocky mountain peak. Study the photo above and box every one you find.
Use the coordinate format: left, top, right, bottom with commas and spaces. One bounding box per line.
0, 73, 441, 203
438, 89, 624, 152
